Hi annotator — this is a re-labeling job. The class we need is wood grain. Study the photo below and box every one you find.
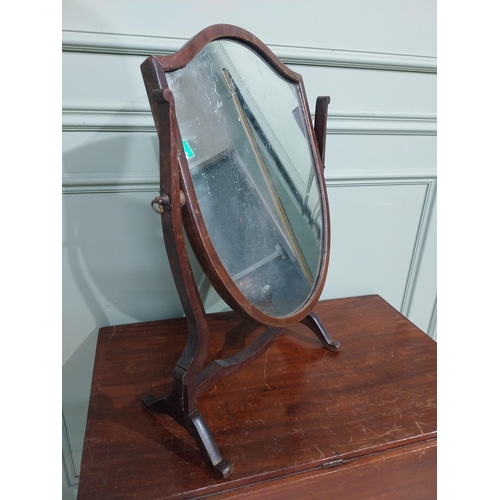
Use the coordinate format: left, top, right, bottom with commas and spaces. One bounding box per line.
77, 295, 436, 499
214, 441, 437, 500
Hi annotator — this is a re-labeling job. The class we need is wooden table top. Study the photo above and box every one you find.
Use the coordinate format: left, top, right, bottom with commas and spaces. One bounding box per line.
77, 295, 437, 499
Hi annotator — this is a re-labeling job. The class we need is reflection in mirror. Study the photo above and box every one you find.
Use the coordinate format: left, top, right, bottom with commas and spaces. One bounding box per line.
166, 40, 324, 318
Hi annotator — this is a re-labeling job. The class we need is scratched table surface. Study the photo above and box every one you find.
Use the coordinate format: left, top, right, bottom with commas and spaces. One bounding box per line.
77, 295, 437, 499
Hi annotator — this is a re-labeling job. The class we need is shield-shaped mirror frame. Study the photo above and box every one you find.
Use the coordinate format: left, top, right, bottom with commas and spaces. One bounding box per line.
143, 24, 330, 328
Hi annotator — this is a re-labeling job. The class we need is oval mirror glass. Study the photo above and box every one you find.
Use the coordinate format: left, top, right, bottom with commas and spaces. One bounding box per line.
165, 40, 325, 319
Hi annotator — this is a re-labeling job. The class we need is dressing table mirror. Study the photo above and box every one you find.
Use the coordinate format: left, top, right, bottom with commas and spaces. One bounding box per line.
141, 24, 340, 478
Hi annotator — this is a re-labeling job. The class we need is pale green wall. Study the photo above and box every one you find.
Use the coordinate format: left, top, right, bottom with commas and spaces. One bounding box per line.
62, 1, 436, 497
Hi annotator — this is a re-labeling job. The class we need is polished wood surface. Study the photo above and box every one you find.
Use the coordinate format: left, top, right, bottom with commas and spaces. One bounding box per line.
77, 295, 437, 499
214, 441, 437, 500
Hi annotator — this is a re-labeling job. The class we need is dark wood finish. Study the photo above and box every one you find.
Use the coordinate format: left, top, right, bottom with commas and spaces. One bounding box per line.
78, 295, 437, 499
214, 441, 437, 500
152, 24, 303, 83
142, 86, 233, 474
140, 24, 337, 477
314, 96, 330, 166
300, 310, 340, 351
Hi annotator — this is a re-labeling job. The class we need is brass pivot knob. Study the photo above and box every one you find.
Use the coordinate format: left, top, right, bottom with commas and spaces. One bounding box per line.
151, 191, 185, 214
151, 196, 166, 214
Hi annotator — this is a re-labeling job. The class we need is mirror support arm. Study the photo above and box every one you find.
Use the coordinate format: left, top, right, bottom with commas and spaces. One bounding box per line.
143, 88, 210, 409
140, 84, 233, 478
314, 96, 331, 166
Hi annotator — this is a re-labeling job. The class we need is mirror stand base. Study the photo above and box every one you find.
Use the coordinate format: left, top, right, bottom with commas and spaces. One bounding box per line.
301, 311, 341, 352
142, 314, 338, 478
142, 394, 233, 479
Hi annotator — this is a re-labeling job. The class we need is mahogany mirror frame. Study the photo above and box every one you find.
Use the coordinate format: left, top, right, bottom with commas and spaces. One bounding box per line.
140, 24, 340, 479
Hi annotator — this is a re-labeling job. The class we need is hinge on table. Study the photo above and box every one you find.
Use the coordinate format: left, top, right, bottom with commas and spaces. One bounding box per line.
321, 459, 344, 468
